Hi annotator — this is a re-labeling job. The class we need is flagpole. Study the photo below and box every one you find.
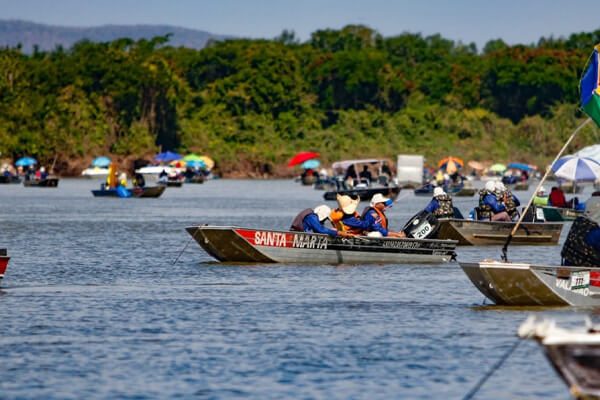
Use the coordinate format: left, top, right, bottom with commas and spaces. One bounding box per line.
501, 117, 592, 262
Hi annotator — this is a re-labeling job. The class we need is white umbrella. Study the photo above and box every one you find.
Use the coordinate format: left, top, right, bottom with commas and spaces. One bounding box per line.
575, 144, 600, 164
552, 156, 600, 181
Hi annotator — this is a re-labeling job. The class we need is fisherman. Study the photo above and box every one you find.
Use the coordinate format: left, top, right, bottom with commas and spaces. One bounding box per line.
424, 187, 455, 219
549, 186, 579, 208
119, 172, 127, 187
361, 193, 406, 237
533, 187, 549, 206
344, 165, 358, 186
477, 180, 511, 221
495, 181, 520, 221
330, 194, 375, 235
133, 173, 145, 188
359, 165, 372, 185
290, 205, 348, 237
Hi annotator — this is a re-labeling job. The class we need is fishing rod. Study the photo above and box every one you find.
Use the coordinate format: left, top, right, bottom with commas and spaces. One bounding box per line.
501, 118, 592, 262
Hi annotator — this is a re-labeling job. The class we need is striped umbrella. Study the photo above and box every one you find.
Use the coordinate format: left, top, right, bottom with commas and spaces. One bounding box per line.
552, 156, 600, 181
575, 144, 600, 164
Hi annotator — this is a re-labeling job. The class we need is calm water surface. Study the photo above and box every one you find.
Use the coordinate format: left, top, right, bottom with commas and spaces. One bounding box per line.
0, 178, 592, 399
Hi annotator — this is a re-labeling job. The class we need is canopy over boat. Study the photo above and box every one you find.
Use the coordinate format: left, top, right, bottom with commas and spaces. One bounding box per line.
154, 151, 182, 162
15, 157, 36, 167
91, 156, 111, 167
186, 225, 457, 264
287, 152, 319, 167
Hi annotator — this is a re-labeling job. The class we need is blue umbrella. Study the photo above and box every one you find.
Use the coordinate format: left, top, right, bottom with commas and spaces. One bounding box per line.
186, 160, 206, 168
576, 144, 600, 164
91, 156, 111, 167
552, 156, 600, 181
15, 157, 37, 167
507, 162, 534, 171
301, 159, 320, 169
154, 151, 182, 162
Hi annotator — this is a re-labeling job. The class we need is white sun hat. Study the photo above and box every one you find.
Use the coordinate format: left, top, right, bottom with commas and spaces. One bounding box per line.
313, 205, 332, 222
433, 187, 445, 197
337, 194, 359, 214
370, 193, 391, 207
495, 181, 506, 191
485, 180, 496, 192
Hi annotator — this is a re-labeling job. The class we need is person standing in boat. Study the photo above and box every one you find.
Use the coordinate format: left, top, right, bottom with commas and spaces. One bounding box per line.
424, 187, 455, 219
477, 181, 511, 221
361, 193, 406, 237
290, 205, 349, 237
495, 181, 520, 221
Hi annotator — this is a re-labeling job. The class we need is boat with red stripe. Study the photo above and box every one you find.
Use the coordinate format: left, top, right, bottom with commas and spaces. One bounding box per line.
0, 249, 9, 287
186, 225, 457, 264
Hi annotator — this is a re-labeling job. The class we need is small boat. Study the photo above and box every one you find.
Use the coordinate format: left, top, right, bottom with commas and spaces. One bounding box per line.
0, 175, 21, 184
23, 177, 59, 187
519, 317, 600, 399
186, 225, 457, 264
158, 179, 183, 188
436, 219, 563, 246
323, 186, 401, 201
540, 206, 584, 221
460, 261, 600, 306
414, 186, 475, 197
185, 175, 205, 184
512, 182, 530, 191
91, 185, 166, 198
301, 175, 317, 185
81, 166, 109, 178
0, 249, 9, 287
135, 165, 174, 180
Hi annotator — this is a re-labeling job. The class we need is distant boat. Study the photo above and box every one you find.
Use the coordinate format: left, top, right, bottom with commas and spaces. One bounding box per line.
0, 175, 21, 184
414, 186, 476, 197
91, 185, 166, 198
539, 205, 583, 221
81, 166, 109, 178
323, 186, 401, 201
23, 177, 59, 187
0, 249, 9, 288
135, 165, 174, 180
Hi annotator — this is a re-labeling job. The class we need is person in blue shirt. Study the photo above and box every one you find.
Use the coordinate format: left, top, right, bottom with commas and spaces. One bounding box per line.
478, 180, 511, 221
290, 205, 348, 237
424, 187, 455, 219
360, 193, 406, 237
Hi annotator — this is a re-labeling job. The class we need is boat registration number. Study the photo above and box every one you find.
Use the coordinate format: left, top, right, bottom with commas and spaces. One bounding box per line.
412, 222, 432, 239
570, 270, 590, 290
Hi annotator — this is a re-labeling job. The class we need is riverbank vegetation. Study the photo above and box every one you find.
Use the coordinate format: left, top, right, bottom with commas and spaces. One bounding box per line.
0, 26, 599, 176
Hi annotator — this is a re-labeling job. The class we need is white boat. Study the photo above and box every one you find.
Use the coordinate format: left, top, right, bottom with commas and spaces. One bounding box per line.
134, 165, 174, 180
519, 316, 600, 399
81, 166, 109, 178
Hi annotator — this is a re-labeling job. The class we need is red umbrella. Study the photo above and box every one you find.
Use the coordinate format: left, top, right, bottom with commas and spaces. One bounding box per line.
286, 152, 319, 167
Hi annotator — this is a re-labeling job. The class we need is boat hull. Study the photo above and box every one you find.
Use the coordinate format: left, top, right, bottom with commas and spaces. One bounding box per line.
0, 249, 9, 288
460, 261, 600, 306
414, 186, 475, 197
541, 206, 583, 222
23, 178, 59, 187
186, 226, 457, 264
91, 186, 166, 198
437, 219, 563, 246
0, 176, 21, 184
323, 186, 400, 201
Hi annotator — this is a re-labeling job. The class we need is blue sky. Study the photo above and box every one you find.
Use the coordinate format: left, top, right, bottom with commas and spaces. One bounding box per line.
2, 0, 599, 51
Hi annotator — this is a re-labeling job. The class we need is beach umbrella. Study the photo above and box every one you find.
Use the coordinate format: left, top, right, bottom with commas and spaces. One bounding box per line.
489, 163, 507, 173
183, 154, 214, 169
15, 157, 37, 167
154, 151, 182, 162
575, 144, 600, 164
186, 160, 206, 168
287, 152, 319, 167
438, 156, 463, 174
301, 159, 320, 169
467, 160, 486, 170
91, 156, 111, 167
507, 162, 534, 171
552, 156, 600, 181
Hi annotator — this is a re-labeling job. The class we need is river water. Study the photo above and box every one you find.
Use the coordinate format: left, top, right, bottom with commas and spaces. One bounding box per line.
0, 178, 592, 399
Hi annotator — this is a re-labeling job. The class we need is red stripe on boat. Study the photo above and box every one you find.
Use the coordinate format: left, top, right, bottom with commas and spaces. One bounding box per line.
0, 256, 8, 275
235, 229, 293, 248
590, 271, 600, 287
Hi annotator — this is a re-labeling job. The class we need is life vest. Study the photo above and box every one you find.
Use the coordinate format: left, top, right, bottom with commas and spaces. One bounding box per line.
503, 190, 519, 220
330, 209, 362, 234
361, 206, 388, 229
561, 216, 600, 267
433, 194, 454, 219
477, 189, 494, 220
290, 208, 314, 232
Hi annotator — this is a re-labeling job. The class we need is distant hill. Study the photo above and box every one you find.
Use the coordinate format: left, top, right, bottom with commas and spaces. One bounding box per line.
0, 20, 233, 53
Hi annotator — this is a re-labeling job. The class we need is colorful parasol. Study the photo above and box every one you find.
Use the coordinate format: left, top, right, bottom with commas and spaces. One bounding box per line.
287, 152, 319, 167
489, 163, 507, 173
552, 156, 600, 181
15, 157, 37, 167
438, 156, 464, 174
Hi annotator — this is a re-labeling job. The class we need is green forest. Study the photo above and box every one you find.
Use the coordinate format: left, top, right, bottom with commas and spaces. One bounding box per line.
1, 25, 600, 176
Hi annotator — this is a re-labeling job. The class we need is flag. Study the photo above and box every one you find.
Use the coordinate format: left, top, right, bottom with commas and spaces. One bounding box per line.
581, 46, 600, 128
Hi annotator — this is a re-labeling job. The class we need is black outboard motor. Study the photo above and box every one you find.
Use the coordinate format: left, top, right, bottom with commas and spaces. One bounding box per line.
402, 210, 440, 239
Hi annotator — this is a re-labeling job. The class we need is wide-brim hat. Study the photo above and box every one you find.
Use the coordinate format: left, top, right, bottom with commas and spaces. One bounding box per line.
370, 193, 392, 207
433, 187, 445, 197
337, 194, 359, 214
313, 205, 332, 221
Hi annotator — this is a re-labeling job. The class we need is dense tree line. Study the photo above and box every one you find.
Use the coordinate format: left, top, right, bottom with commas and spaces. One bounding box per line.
0, 25, 598, 176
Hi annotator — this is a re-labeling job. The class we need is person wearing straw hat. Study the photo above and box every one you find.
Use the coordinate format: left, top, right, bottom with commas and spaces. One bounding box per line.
330, 194, 371, 235
290, 205, 349, 237
424, 187, 455, 219
361, 193, 406, 237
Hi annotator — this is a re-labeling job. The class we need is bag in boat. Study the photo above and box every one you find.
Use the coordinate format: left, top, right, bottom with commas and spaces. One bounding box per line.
402, 210, 439, 239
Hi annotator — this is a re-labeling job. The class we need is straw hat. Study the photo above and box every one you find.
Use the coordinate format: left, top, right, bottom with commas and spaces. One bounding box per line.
313, 205, 331, 222
433, 187, 445, 197
370, 193, 391, 207
337, 194, 359, 214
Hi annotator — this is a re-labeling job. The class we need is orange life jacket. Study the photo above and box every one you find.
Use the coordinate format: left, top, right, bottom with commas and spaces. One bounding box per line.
330, 209, 362, 234
366, 206, 387, 229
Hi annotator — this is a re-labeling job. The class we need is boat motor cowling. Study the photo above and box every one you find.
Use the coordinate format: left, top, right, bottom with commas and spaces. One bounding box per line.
402, 210, 439, 239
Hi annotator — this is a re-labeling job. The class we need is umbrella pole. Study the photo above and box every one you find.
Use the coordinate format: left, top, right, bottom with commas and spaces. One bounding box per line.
502, 118, 592, 262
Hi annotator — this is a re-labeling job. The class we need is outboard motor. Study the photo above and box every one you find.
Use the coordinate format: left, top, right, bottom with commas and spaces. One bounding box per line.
402, 210, 439, 239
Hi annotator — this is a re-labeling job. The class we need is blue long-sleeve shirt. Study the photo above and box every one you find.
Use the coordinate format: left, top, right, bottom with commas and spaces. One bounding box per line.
511, 194, 521, 207
361, 210, 389, 236
483, 193, 505, 213
303, 213, 338, 236
343, 213, 388, 236
425, 199, 439, 213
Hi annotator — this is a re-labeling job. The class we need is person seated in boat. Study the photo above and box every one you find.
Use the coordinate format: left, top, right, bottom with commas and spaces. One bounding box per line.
290, 205, 349, 237
133, 173, 145, 188
495, 181, 520, 221
359, 166, 372, 185
344, 165, 358, 187
549, 186, 578, 209
424, 187, 455, 219
477, 181, 511, 221
533, 187, 549, 206
361, 193, 406, 237
330, 194, 373, 235
40, 166, 47, 179
118, 172, 127, 187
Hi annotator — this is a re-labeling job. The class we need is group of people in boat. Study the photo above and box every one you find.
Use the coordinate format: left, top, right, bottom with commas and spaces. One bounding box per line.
475, 181, 521, 222
290, 193, 406, 238
533, 186, 581, 209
